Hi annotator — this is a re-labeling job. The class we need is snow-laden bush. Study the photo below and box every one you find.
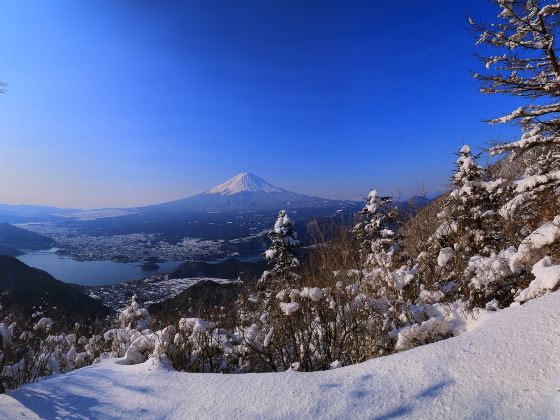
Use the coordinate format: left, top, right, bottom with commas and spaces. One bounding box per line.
165, 318, 235, 373
392, 300, 493, 351
119, 294, 151, 331
104, 294, 157, 364
515, 256, 560, 303
0, 311, 97, 393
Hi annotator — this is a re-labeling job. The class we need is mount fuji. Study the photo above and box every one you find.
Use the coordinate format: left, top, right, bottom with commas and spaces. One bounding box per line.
146, 172, 354, 213
206, 172, 284, 195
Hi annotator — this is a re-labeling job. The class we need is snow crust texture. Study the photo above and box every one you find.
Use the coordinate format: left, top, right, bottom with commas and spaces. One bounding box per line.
2, 291, 560, 419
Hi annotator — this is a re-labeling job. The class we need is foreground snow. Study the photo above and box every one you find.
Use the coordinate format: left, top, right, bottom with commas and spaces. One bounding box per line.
2, 292, 560, 419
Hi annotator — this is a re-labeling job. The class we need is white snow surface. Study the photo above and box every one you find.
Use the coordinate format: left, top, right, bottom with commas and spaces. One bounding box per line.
437, 247, 454, 267
515, 256, 560, 303
2, 291, 560, 419
510, 215, 560, 272
279, 301, 300, 315
206, 172, 284, 195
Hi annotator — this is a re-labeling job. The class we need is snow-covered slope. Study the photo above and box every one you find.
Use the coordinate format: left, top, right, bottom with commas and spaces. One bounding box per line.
2, 291, 559, 419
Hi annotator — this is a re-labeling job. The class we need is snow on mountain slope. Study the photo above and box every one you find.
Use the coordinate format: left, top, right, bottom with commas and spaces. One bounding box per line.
206, 172, 285, 195
2, 291, 560, 419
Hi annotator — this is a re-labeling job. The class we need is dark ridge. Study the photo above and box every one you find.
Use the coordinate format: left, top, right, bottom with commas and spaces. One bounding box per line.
0, 223, 56, 250
0, 244, 23, 257
0, 256, 109, 320
149, 280, 242, 321
169, 258, 267, 281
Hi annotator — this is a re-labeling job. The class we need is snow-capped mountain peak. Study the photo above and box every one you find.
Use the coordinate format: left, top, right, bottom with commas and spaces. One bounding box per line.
206, 173, 284, 196
144, 172, 352, 212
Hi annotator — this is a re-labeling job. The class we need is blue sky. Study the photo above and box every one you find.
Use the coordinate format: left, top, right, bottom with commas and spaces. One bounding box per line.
0, 0, 520, 208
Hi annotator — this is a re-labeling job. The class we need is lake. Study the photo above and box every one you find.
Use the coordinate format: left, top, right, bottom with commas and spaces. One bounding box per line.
16, 249, 183, 286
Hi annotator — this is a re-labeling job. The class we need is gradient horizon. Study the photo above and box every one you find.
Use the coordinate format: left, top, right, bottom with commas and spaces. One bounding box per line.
0, 0, 520, 209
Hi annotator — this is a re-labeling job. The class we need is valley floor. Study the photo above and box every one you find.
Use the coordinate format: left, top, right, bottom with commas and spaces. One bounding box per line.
2, 291, 560, 419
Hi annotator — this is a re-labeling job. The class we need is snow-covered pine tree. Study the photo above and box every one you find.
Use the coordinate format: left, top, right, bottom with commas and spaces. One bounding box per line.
236, 211, 301, 371
352, 189, 417, 309
417, 145, 502, 304
259, 210, 300, 291
353, 190, 397, 264
448, 145, 498, 254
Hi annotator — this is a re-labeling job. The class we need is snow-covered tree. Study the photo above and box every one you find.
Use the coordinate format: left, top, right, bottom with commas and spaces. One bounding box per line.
471, 1, 560, 198
472, 1, 560, 235
471, 0, 560, 155
0, 309, 99, 393
351, 190, 420, 337
447, 145, 498, 254
353, 190, 398, 263
413, 146, 502, 305
237, 210, 301, 370
259, 210, 300, 290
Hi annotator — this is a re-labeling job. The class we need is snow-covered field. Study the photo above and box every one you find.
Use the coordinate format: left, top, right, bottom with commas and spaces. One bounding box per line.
2, 291, 559, 419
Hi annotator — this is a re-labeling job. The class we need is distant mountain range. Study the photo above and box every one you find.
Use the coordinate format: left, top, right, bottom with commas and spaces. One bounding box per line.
0, 204, 78, 223
0, 203, 134, 223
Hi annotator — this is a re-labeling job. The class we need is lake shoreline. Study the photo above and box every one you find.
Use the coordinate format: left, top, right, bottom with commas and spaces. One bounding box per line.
16, 248, 183, 286
15, 248, 263, 287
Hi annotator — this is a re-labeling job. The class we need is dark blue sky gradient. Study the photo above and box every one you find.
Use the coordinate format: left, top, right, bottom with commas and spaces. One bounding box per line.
0, 0, 520, 208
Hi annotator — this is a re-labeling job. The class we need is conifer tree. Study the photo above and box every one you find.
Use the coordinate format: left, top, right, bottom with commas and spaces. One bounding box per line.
419, 146, 501, 301
353, 190, 397, 264
448, 146, 492, 253
352, 189, 416, 308
259, 210, 300, 291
